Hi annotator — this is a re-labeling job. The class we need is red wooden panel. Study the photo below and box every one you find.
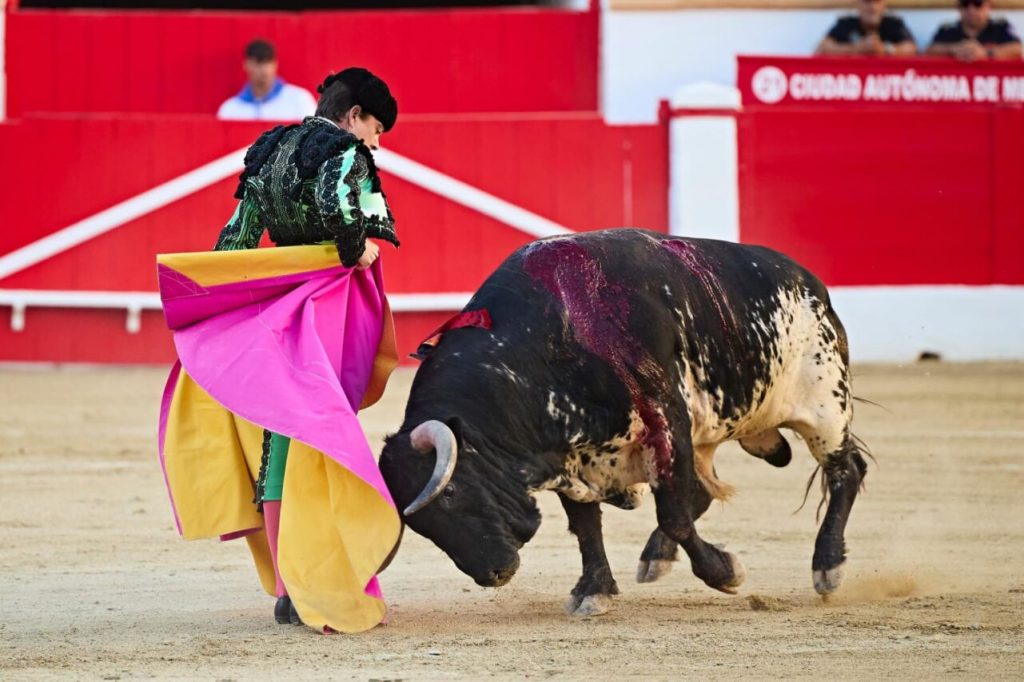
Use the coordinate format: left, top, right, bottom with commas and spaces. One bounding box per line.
51, 16, 91, 115
1, 113, 667, 295
197, 14, 252, 113
6, 8, 598, 117
1, 176, 242, 291
5, 14, 55, 116
0, 309, 175, 363
383, 116, 668, 234
0, 112, 666, 362
623, 125, 671, 232
0, 117, 267, 256
85, 15, 130, 112
992, 109, 1024, 285
124, 15, 160, 113
738, 108, 996, 286
381, 177, 534, 294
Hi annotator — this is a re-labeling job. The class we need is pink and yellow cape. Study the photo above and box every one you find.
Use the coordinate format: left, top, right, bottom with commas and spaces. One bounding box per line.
156, 244, 401, 633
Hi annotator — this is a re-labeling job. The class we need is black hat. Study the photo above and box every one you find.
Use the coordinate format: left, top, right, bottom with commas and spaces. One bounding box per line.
318, 67, 398, 132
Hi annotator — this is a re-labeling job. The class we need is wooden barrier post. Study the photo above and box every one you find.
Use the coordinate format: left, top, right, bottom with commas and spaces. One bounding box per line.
669, 82, 741, 241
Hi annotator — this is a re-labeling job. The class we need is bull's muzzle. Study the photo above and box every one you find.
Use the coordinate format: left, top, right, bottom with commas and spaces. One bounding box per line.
474, 557, 520, 588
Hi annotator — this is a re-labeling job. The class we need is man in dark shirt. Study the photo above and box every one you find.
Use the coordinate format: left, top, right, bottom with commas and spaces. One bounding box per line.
816, 0, 918, 56
926, 0, 1023, 60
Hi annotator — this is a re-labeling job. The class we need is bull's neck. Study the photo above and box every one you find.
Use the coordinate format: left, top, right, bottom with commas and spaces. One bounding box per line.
403, 374, 563, 456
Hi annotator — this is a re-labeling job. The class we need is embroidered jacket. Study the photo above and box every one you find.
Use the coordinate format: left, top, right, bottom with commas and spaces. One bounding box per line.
215, 116, 398, 267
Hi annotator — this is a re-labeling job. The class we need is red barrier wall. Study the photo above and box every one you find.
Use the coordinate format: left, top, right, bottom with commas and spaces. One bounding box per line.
5, 8, 598, 117
0, 114, 667, 362
737, 106, 1024, 286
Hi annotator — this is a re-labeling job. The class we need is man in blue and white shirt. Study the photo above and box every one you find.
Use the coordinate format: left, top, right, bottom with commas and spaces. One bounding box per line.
217, 40, 317, 121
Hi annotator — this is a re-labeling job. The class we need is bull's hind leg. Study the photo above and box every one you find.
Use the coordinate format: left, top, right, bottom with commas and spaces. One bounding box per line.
796, 428, 867, 595
558, 494, 619, 617
637, 528, 678, 583
791, 308, 866, 595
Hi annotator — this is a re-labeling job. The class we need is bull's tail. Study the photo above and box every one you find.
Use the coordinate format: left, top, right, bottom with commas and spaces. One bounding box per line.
694, 447, 735, 501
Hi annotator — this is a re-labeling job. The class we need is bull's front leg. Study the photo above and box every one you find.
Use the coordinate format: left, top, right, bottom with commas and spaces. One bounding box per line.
558, 493, 619, 617
653, 436, 746, 594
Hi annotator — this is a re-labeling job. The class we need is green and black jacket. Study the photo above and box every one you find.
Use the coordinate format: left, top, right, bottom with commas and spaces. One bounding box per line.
215, 116, 398, 267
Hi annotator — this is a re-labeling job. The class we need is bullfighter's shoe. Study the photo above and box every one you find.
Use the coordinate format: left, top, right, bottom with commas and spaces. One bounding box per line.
274, 596, 292, 625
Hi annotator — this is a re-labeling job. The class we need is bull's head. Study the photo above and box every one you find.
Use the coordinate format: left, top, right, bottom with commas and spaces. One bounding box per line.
379, 417, 542, 587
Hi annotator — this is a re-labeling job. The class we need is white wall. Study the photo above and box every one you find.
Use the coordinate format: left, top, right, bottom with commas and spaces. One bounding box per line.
669, 83, 740, 240
831, 287, 1024, 362
603, 8, 1024, 122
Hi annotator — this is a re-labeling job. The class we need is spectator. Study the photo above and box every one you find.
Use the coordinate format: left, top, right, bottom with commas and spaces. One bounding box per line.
816, 0, 917, 57
926, 0, 1023, 61
217, 40, 317, 120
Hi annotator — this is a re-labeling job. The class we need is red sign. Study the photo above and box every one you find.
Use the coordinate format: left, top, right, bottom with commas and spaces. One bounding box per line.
738, 55, 1024, 108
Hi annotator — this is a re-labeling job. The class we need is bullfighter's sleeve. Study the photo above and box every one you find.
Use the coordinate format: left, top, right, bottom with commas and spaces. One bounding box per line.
315, 148, 397, 268
214, 197, 265, 252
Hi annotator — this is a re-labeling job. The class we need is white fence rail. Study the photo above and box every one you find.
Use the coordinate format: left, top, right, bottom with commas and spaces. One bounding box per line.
0, 289, 473, 333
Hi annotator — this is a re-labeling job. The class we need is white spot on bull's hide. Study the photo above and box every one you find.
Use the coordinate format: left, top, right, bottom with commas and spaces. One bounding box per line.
495, 361, 526, 386
534, 411, 651, 507
546, 391, 559, 418
668, 282, 853, 495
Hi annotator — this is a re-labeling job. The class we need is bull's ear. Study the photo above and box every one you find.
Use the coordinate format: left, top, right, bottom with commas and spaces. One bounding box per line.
444, 416, 465, 451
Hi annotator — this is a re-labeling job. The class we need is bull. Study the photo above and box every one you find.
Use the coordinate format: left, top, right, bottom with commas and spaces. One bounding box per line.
379, 229, 867, 616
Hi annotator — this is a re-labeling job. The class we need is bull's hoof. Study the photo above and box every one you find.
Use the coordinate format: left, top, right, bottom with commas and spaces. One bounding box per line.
565, 593, 613, 617
636, 559, 674, 584
274, 596, 292, 625
706, 552, 746, 595
813, 562, 845, 596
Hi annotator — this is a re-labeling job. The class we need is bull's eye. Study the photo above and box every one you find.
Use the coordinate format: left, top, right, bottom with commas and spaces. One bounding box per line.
442, 483, 456, 498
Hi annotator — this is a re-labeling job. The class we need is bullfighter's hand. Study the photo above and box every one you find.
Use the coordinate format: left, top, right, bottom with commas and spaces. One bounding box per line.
356, 240, 381, 270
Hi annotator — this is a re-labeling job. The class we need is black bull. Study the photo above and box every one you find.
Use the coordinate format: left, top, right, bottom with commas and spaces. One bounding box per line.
379, 229, 867, 616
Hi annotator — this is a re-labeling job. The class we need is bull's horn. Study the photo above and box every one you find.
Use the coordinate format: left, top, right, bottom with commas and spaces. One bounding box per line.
403, 420, 459, 516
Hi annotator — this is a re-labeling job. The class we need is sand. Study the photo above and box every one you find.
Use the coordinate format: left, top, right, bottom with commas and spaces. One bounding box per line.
1, 362, 1022, 680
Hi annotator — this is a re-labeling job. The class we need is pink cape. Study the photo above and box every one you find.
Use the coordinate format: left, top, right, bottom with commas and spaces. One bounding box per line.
156, 247, 400, 623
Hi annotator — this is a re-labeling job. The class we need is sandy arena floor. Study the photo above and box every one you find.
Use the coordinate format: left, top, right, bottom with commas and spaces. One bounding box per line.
1, 362, 1022, 680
